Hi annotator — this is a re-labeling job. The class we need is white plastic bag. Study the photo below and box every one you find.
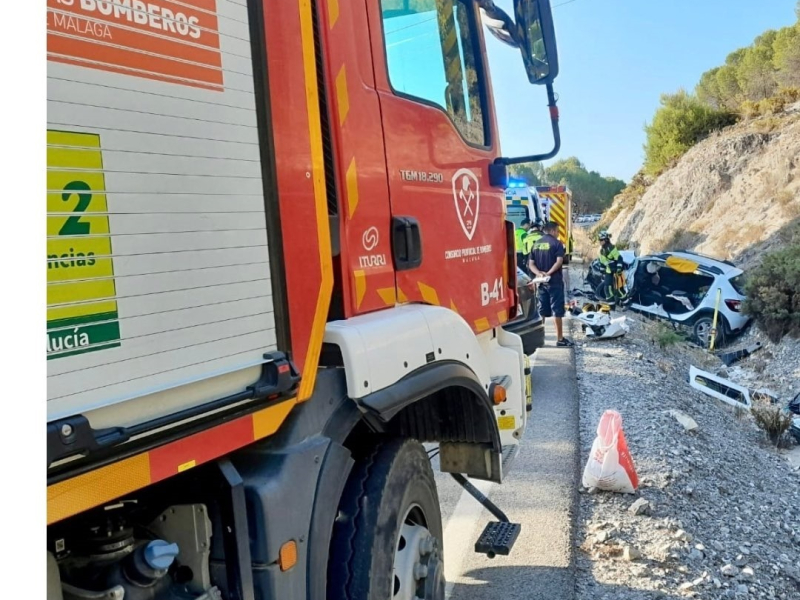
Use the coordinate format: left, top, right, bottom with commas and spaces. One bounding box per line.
582, 410, 639, 494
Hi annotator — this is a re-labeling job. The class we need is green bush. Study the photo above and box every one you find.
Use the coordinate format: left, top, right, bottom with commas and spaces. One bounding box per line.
743, 241, 800, 341
653, 323, 683, 349
644, 91, 737, 175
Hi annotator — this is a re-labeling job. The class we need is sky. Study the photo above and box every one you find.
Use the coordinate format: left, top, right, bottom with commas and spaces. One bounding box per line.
485, 0, 799, 182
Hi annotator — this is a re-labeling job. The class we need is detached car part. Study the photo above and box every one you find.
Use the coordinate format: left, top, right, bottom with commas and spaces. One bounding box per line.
689, 366, 751, 409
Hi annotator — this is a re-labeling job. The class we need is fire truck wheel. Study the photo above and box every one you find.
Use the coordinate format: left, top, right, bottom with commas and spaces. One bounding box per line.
327, 438, 444, 600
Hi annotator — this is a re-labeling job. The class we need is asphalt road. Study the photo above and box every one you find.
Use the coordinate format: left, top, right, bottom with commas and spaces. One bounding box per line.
433, 324, 581, 600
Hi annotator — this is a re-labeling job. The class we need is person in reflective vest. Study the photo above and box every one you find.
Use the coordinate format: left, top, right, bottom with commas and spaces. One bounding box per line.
522, 220, 544, 256
598, 230, 623, 301
515, 219, 531, 271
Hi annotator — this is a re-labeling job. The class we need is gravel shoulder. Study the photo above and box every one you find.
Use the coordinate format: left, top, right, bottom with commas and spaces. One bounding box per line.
573, 308, 800, 600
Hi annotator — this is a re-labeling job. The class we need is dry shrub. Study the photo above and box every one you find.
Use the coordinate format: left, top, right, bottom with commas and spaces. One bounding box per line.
737, 224, 767, 246
616, 238, 632, 250
758, 97, 787, 116
740, 100, 760, 119
777, 190, 794, 206
753, 117, 783, 133
751, 396, 792, 446
662, 229, 705, 251
739, 90, 800, 120
778, 87, 800, 103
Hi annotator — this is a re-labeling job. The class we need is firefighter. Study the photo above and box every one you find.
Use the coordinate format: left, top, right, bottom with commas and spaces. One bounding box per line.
515, 219, 532, 271
598, 230, 623, 302
522, 219, 544, 257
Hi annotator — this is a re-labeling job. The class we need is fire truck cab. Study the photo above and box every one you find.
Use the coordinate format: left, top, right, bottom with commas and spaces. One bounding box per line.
45, 1, 561, 599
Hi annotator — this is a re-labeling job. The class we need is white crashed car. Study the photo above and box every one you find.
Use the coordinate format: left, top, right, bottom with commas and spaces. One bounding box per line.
624, 251, 751, 347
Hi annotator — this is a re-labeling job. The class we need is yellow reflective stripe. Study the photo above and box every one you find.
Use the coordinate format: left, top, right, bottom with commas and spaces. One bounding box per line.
297, 0, 334, 401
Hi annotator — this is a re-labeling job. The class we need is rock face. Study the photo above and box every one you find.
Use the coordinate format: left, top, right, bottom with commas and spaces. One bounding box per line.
573, 302, 800, 600
605, 108, 800, 266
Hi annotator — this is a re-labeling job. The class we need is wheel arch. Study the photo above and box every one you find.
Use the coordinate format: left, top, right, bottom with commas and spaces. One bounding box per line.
354, 360, 501, 451
689, 308, 730, 331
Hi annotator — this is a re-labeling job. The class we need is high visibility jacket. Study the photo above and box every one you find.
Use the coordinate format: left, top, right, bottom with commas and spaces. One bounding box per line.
523, 230, 543, 254
514, 228, 527, 253
599, 244, 621, 273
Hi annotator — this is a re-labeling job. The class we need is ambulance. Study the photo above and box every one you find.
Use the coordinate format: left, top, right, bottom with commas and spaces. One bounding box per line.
536, 185, 573, 263
505, 181, 544, 229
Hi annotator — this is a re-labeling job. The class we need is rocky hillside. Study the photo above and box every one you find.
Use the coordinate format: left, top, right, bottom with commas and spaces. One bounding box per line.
604, 105, 800, 267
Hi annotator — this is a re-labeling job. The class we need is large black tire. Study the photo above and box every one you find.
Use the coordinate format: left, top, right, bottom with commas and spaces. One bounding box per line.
328, 439, 444, 600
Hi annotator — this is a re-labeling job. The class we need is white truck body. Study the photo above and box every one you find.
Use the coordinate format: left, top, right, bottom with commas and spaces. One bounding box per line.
47, 0, 277, 428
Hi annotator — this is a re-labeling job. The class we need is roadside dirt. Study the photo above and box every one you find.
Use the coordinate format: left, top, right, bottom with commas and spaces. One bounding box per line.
569, 288, 800, 600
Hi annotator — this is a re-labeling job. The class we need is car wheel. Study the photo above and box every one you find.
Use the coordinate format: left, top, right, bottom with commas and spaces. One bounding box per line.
328, 439, 444, 600
692, 315, 725, 348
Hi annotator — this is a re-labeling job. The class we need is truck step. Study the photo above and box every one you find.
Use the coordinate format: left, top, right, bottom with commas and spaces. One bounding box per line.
475, 521, 522, 558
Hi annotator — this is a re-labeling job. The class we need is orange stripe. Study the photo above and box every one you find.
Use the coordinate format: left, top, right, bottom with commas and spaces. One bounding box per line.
297, 0, 333, 402
48, 35, 224, 87
48, 453, 151, 525
550, 203, 566, 221
253, 398, 298, 439
474, 317, 491, 332
47, 398, 298, 525
328, 0, 340, 27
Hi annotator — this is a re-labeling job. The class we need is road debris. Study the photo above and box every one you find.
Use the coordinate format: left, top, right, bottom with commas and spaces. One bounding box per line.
668, 409, 699, 433
575, 311, 629, 340
623, 544, 643, 562
716, 341, 763, 367
582, 410, 639, 494
574, 302, 800, 600
628, 498, 652, 516
689, 366, 752, 409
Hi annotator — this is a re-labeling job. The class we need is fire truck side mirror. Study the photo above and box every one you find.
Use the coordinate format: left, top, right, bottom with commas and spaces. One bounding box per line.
513, 0, 559, 85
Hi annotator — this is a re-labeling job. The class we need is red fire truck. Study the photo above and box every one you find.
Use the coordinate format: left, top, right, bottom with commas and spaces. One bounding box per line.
46, 1, 561, 598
